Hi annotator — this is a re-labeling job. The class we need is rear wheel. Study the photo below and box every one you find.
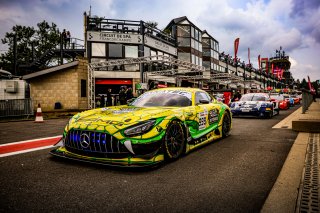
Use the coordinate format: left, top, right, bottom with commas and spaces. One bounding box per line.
163, 120, 185, 160
222, 112, 231, 137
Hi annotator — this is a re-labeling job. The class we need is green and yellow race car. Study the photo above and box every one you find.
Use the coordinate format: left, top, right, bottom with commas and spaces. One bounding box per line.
50, 87, 232, 167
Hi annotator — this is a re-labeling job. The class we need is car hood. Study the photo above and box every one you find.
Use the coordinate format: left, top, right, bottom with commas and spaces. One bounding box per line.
68, 105, 180, 132
234, 101, 262, 106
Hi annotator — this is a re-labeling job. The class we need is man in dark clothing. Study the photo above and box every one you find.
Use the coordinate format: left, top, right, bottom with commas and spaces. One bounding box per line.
119, 87, 127, 105
126, 87, 133, 100
100, 95, 105, 107
106, 88, 113, 106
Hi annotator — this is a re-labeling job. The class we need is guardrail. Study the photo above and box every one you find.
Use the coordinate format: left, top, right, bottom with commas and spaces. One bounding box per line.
0, 99, 34, 118
302, 90, 315, 113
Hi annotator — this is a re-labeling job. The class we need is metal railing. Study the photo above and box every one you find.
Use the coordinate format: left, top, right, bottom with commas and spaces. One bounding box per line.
302, 90, 315, 113
0, 99, 34, 118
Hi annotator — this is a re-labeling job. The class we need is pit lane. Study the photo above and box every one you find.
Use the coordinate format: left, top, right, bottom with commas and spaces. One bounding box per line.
0, 106, 299, 212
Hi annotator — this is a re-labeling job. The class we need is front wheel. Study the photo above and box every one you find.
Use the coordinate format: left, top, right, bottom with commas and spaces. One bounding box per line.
222, 112, 231, 138
163, 120, 185, 160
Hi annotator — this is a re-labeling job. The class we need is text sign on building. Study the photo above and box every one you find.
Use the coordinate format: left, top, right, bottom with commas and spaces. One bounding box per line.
144, 35, 177, 56
87, 31, 143, 44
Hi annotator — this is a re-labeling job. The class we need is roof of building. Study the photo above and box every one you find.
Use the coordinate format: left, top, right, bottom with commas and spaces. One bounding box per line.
22, 61, 79, 80
164, 16, 201, 31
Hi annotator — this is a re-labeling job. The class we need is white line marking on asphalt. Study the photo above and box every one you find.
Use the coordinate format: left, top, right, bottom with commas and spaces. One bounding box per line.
0, 135, 62, 147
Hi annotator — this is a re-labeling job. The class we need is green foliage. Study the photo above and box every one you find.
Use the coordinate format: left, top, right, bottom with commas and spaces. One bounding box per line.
0, 20, 61, 74
145, 21, 158, 28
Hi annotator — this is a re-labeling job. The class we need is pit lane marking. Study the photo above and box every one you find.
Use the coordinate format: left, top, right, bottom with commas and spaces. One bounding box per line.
0, 135, 62, 157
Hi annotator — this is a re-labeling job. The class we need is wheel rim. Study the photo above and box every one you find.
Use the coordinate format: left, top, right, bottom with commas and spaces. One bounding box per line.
222, 113, 231, 137
165, 122, 184, 158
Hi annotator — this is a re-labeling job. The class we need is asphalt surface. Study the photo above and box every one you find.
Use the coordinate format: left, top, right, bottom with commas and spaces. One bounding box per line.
0, 107, 299, 212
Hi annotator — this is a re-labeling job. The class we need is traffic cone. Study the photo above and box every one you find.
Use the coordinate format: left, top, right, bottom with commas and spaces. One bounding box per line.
34, 103, 44, 122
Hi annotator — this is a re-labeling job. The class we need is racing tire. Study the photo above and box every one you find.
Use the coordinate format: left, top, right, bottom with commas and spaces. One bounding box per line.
222, 112, 231, 138
163, 120, 185, 160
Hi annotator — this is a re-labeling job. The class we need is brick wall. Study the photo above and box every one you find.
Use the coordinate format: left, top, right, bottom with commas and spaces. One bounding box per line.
29, 59, 88, 111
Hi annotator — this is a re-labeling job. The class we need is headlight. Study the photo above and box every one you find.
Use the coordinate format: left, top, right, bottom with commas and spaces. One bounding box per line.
124, 120, 156, 136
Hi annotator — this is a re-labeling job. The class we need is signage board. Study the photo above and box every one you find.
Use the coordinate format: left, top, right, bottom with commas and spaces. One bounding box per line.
144, 35, 177, 56
87, 31, 143, 44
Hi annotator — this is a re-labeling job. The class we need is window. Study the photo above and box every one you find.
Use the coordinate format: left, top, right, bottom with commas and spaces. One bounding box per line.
92, 43, 106, 57
192, 54, 196, 64
178, 37, 190, 47
144, 46, 150, 57
81, 79, 87, 97
195, 92, 211, 104
191, 26, 194, 38
203, 49, 210, 57
125, 45, 138, 58
195, 30, 199, 41
109, 44, 122, 58
203, 61, 210, 69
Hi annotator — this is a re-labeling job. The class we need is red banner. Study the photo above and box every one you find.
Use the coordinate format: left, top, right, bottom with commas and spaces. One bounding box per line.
258, 55, 261, 70
248, 48, 250, 65
234, 38, 240, 62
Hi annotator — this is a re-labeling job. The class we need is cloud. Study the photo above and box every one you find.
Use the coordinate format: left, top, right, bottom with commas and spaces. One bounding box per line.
0, 0, 319, 81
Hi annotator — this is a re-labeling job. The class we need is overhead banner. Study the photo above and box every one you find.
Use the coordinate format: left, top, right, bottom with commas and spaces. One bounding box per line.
87, 31, 143, 44
144, 35, 177, 56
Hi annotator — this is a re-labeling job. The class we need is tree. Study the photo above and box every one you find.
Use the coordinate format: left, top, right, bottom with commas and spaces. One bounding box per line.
145, 21, 158, 29
0, 20, 61, 75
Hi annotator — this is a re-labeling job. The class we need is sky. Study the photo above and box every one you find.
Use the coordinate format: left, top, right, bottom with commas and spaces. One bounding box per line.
0, 0, 319, 81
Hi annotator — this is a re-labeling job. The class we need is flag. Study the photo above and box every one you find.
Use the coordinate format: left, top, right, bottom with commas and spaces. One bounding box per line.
234, 38, 240, 62
248, 48, 250, 65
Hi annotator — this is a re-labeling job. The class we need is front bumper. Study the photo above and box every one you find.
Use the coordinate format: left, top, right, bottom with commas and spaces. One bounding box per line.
50, 147, 164, 167
231, 107, 272, 117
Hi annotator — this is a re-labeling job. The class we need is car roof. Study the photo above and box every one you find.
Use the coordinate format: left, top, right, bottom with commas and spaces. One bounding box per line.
152, 87, 205, 93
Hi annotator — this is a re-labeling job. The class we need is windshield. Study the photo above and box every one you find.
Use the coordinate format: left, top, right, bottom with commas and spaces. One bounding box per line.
130, 90, 192, 107
240, 94, 267, 101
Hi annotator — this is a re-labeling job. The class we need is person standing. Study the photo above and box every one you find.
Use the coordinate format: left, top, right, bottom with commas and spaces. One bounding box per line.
126, 87, 133, 100
100, 94, 105, 107
66, 31, 71, 48
119, 86, 127, 105
62, 29, 67, 49
106, 88, 113, 106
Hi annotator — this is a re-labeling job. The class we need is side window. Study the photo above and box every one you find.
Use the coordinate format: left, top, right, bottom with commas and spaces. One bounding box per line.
195, 92, 210, 104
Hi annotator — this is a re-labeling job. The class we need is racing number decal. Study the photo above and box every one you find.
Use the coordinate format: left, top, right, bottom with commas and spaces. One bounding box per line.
208, 109, 219, 124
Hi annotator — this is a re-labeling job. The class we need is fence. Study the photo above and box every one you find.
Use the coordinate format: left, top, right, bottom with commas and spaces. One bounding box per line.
302, 91, 315, 113
0, 99, 34, 118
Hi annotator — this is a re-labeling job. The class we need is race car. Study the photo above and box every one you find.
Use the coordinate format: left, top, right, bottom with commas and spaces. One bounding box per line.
283, 94, 294, 107
270, 94, 289, 110
50, 87, 232, 167
230, 93, 279, 118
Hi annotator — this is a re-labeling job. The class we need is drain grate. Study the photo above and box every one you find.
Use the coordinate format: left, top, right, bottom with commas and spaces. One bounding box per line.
296, 133, 320, 213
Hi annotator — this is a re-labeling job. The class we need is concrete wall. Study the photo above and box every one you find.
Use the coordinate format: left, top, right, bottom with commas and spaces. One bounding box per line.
29, 59, 88, 111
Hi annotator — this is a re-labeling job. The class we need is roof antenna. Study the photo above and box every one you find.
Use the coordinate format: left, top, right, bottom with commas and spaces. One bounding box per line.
89, 0, 92, 17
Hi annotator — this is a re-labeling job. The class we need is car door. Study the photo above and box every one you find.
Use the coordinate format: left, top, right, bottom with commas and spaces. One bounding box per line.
194, 91, 219, 133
